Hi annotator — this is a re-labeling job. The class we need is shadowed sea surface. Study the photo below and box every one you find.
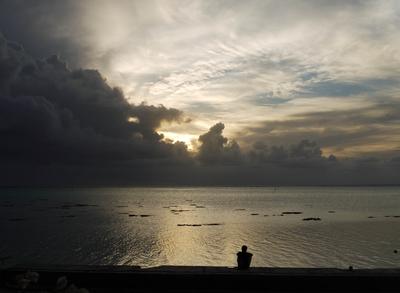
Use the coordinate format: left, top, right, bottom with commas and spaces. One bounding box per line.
0, 187, 399, 268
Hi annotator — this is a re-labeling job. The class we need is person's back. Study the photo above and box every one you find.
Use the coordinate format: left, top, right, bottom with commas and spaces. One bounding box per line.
237, 245, 252, 269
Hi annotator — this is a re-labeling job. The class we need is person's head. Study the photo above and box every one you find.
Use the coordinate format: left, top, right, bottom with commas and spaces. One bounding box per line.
241, 245, 247, 252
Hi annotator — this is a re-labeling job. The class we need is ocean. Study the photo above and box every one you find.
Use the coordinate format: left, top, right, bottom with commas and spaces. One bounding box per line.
0, 187, 399, 268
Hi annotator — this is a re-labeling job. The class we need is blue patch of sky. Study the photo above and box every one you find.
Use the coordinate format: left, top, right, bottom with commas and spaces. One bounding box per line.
299, 79, 398, 97
245, 92, 291, 106
299, 71, 319, 81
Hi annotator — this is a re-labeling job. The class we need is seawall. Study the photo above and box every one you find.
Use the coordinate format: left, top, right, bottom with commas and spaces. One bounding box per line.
1, 265, 400, 292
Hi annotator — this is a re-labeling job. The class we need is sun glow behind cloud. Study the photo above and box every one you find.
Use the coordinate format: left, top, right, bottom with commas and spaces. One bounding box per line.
159, 131, 197, 151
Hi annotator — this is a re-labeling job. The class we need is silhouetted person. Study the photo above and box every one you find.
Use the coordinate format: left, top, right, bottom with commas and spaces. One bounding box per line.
237, 245, 252, 269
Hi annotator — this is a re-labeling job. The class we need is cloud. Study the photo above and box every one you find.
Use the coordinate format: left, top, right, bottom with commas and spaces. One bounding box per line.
2, 0, 400, 146
0, 26, 399, 186
195, 122, 336, 170
197, 123, 242, 165
248, 139, 336, 169
0, 33, 190, 168
239, 102, 400, 159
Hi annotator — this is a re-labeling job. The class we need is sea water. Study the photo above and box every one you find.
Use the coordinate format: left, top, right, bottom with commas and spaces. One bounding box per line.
0, 187, 399, 268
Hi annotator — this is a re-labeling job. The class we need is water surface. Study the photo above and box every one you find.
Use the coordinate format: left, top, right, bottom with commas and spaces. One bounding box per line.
0, 187, 399, 268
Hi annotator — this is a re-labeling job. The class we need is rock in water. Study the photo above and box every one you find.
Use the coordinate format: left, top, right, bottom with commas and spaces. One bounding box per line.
302, 217, 321, 221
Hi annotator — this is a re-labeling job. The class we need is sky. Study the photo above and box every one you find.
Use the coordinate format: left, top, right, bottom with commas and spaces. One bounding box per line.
0, 0, 399, 186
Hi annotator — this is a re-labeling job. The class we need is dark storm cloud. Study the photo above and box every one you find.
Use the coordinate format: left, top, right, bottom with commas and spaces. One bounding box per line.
197, 123, 242, 165
0, 0, 87, 67
0, 33, 190, 168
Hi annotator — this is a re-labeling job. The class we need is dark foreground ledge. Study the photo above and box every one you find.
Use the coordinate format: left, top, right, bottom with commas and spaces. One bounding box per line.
1, 265, 400, 292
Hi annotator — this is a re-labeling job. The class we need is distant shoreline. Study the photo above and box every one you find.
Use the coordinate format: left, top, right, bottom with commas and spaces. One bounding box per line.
1, 184, 400, 188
